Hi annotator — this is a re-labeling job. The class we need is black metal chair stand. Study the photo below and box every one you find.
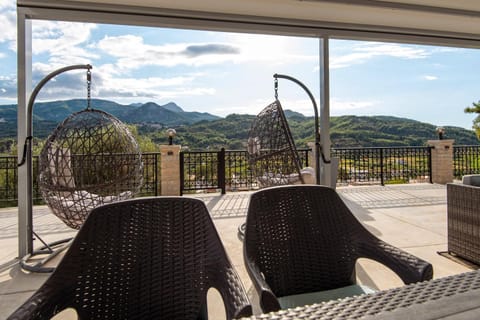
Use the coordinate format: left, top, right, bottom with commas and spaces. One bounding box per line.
19, 65, 143, 272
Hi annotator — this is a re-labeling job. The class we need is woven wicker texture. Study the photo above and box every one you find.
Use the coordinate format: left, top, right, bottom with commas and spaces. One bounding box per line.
447, 183, 480, 265
247, 100, 304, 187
8, 197, 252, 320
243, 185, 433, 313
38, 108, 143, 229
238, 270, 480, 320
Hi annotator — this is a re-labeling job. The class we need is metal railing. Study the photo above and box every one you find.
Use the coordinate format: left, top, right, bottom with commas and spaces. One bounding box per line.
453, 145, 480, 179
224, 150, 255, 191
0, 153, 161, 207
180, 149, 225, 194
332, 146, 432, 185
0, 145, 444, 205
0, 156, 22, 207
138, 153, 161, 197
0, 156, 43, 207
180, 148, 310, 194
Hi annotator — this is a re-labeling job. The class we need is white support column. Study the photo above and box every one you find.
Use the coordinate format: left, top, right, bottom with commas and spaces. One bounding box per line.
319, 37, 332, 187
17, 10, 32, 258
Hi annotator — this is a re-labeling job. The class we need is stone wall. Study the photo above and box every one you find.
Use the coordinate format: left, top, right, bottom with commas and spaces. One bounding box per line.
428, 139, 454, 184
159, 145, 181, 196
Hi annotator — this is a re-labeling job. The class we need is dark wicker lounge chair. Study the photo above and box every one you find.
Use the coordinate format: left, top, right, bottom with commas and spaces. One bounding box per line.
447, 177, 480, 265
243, 185, 433, 313
8, 197, 252, 320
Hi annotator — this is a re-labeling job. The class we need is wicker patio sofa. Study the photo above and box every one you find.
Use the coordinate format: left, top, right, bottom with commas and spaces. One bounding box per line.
447, 175, 480, 266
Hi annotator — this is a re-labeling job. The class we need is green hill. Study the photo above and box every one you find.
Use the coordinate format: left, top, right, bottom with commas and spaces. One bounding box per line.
166, 113, 479, 150
327, 115, 476, 147
1, 99, 478, 153
0, 99, 219, 127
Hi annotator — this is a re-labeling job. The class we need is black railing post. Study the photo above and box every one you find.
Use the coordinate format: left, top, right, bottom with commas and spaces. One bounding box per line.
179, 151, 185, 196
380, 148, 384, 186
218, 148, 226, 194
428, 146, 433, 184
154, 153, 159, 196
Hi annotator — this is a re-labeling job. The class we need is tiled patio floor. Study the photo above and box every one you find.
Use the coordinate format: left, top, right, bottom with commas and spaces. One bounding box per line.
0, 183, 477, 319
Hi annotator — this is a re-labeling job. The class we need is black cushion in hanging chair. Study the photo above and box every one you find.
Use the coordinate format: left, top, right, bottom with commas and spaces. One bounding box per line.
38, 108, 143, 229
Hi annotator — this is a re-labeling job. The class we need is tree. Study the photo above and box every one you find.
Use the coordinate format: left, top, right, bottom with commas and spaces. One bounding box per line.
127, 125, 158, 152
465, 101, 480, 139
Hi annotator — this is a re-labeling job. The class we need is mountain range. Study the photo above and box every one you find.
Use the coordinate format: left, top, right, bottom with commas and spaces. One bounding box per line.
0, 99, 220, 142
0, 99, 478, 151
0, 99, 220, 125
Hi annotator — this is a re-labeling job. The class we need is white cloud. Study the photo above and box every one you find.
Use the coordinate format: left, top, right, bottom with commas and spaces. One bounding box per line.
0, 0, 17, 50
91, 61, 214, 100
85, 32, 318, 105
96, 35, 243, 71
16, 20, 101, 100
356, 43, 430, 59
331, 42, 431, 69
223, 33, 317, 65
0, 74, 17, 99
23, 63, 94, 101
331, 52, 377, 69
330, 98, 377, 113
32, 21, 99, 64
95, 73, 215, 101
423, 75, 438, 81
95, 33, 316, 73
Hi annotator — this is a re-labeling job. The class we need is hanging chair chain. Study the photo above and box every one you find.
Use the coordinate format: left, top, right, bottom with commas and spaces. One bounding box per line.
274, 77, 278, 100
86, 67, 92, 110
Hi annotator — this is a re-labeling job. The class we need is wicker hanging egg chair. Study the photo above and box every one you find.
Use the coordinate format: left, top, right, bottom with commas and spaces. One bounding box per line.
38, 72, 143, 230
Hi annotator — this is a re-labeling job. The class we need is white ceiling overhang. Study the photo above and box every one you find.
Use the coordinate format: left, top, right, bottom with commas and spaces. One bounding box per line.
17, 0, 480, 47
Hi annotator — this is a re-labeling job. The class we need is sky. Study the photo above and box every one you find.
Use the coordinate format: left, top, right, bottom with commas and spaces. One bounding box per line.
1, 0, 480, 130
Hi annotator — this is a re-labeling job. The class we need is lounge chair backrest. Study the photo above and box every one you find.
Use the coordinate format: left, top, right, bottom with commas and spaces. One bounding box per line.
243, 185, 433, 313
8, 197, 252, 320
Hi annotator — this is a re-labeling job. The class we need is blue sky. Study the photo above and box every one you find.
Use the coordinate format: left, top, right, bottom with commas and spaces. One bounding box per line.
1, 0, 479, 129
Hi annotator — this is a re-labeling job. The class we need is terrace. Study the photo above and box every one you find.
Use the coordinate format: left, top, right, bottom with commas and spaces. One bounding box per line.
0, 182, 477, 319
9, 0, 480, 318
1, 142, 480, 318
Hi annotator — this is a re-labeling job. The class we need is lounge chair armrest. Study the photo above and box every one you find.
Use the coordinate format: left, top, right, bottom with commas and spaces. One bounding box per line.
243, 253, 281, 313
7, 285, 68, 320
359, 237, 433, 284
215, 268, 253, 319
